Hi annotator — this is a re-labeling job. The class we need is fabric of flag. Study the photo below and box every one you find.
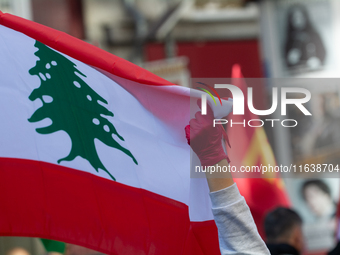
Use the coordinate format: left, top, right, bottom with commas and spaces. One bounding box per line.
0, 12, 227, 255
228, 64, 291, 238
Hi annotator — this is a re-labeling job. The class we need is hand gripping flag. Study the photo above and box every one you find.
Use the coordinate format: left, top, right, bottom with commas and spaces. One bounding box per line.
0, 12, 232, 255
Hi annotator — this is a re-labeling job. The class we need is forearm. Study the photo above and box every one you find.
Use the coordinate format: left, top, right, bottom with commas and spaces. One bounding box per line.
210, 184, 270, 255
205, 159, 234, 192
206, 160, 269, 254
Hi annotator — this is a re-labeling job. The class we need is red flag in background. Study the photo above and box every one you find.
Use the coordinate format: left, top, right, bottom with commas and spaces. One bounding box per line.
228, 64, 290, 238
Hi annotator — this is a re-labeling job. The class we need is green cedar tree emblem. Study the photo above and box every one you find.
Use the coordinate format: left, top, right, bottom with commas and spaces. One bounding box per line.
28, 41, 138, 181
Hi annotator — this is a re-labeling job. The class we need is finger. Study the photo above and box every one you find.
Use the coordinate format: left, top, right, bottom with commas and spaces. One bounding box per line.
195, 109, 213, 124
189, 118, 199, 128
195, 111, 204, 121
189, 119, 201, 137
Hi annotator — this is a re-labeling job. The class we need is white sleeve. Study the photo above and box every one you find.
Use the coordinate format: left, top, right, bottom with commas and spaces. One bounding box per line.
209, 183, 270, 255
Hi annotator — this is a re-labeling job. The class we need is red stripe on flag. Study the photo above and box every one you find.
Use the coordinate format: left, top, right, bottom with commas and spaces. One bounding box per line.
0, 12, 172, 87
0, 158, 220, 255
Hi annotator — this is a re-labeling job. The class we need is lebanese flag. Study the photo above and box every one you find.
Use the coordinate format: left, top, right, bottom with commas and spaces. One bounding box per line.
0, 12, 230, 255
228, 65, 290, 238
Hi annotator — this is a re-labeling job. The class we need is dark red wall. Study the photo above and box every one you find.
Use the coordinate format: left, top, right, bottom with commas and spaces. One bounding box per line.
145, 40, 263, 78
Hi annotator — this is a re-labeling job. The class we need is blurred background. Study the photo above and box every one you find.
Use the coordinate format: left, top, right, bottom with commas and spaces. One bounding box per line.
2, 0, 340, 254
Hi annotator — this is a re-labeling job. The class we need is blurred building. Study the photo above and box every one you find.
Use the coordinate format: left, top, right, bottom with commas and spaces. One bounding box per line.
82, 0, 265, 105
0, 0, 263, 77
